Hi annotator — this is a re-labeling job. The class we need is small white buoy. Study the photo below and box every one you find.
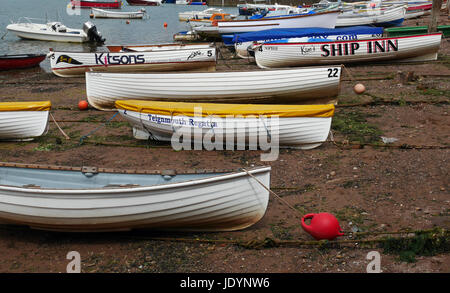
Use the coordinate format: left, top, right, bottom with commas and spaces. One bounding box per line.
353, 83, 366, 94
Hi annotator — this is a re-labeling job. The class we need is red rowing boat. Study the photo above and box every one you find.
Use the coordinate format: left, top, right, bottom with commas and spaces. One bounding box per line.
70, 0, 122, 9
0, 54, 46, 71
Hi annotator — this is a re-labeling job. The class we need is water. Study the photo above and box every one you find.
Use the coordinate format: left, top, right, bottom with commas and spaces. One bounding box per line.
0, 0, 237, 72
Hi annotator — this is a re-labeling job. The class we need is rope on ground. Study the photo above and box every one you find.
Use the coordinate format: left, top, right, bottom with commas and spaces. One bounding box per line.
49, 112, 70, 140
242, 168, 301, 220
78, 112, 118, 145
108, 227, 448, 250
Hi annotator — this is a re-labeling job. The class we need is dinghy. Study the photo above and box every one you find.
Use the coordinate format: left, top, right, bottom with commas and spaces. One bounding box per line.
85, 66, 342, 110
0, 162, 270, 232
335, 4, 406, 27
194, 11, 340, 37
254, 33, 442, 68
115, 100, 335, 150
0, 101, 51, 141
48, 45, 216, 77
90, 8, 146, 19
6, 19, 105, 43
0, 54, 46, 71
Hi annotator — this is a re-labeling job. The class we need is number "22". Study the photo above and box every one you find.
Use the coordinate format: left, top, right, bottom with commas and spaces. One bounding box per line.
327, 68, 339, 78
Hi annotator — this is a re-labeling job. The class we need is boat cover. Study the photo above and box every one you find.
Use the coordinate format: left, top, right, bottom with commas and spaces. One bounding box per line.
0, 101, 51, 112
115, 100, 335, 118
226, 26, 384, 44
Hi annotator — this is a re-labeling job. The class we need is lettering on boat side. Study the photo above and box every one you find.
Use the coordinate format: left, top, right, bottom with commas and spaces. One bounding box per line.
299, 45, 315, 55
179, 276, 270, 290
187, 50, 213, 60
321, 39, 399, 57
168, 107, 280, 162
94, 53, 145, 65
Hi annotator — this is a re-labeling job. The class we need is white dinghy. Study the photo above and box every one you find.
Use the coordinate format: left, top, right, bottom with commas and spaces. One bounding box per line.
0, 101, 51, 141
48, 44, 216, 77
90, 8, 147, 19
254, 33, 442, 68
0, 163, 271, 232
85, 66, 342, 111
115, 100, 335, 150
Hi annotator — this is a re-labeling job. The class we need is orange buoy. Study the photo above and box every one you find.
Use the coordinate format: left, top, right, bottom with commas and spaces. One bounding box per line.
163, 22, 168, 28
353, 83, 366, 94
78, 100, 89, 110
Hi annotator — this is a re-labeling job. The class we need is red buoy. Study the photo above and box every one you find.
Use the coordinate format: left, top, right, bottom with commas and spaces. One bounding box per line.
301, 213, 344, 240
78, 100, 89, 110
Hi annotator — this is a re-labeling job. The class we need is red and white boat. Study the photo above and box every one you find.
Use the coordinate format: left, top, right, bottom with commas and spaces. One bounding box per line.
70, 0, 122, 9
0, 54, 46, 71
126, 0, 162, 6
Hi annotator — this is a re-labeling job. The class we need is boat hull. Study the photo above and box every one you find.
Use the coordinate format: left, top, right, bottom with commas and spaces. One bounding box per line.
91, 8, 145, 19
0, 54, 46, 70
6, 23, 87, 43
85, 66, 342, 110
336, 5, 406, 27
216, 11, 340, 35
0, 110, 49, 141
49, 47, 217, 77
254, 33, 442, 68
235, 32, 383, 58
117, 107, 333, 150
126, 0, 160, 6
71, 0, 122, 9
0, 164, 271, 232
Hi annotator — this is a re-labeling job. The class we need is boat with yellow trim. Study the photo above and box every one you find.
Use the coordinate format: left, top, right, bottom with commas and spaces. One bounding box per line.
115, 100, 334, 150
0, 101, 51, 141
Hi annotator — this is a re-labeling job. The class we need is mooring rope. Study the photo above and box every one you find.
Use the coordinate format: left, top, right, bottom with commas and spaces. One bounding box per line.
78, 112, 118, 145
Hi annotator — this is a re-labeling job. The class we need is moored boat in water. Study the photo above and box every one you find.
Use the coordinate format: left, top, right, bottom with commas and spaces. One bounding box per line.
90, 7, 146, 19
6, 20, 105, 43
0, 162, 271, 232
70, 0, 123, 9
126, 0, 162, 5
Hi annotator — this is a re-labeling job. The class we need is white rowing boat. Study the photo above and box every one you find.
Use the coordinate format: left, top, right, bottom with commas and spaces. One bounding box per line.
194, 11, 340, 37
85, 66, 342, 111
0, 162, 270, 232
335, 4, 406, 27
90, 8, 146, 19
48, 45, 216, 77
254, 33, 442, 68
115, 100, 335, 150
0, 101, 51, 141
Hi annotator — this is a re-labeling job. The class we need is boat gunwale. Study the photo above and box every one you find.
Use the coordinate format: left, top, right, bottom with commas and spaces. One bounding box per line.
84, 64, 343, 76
0, 162, 271, 193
